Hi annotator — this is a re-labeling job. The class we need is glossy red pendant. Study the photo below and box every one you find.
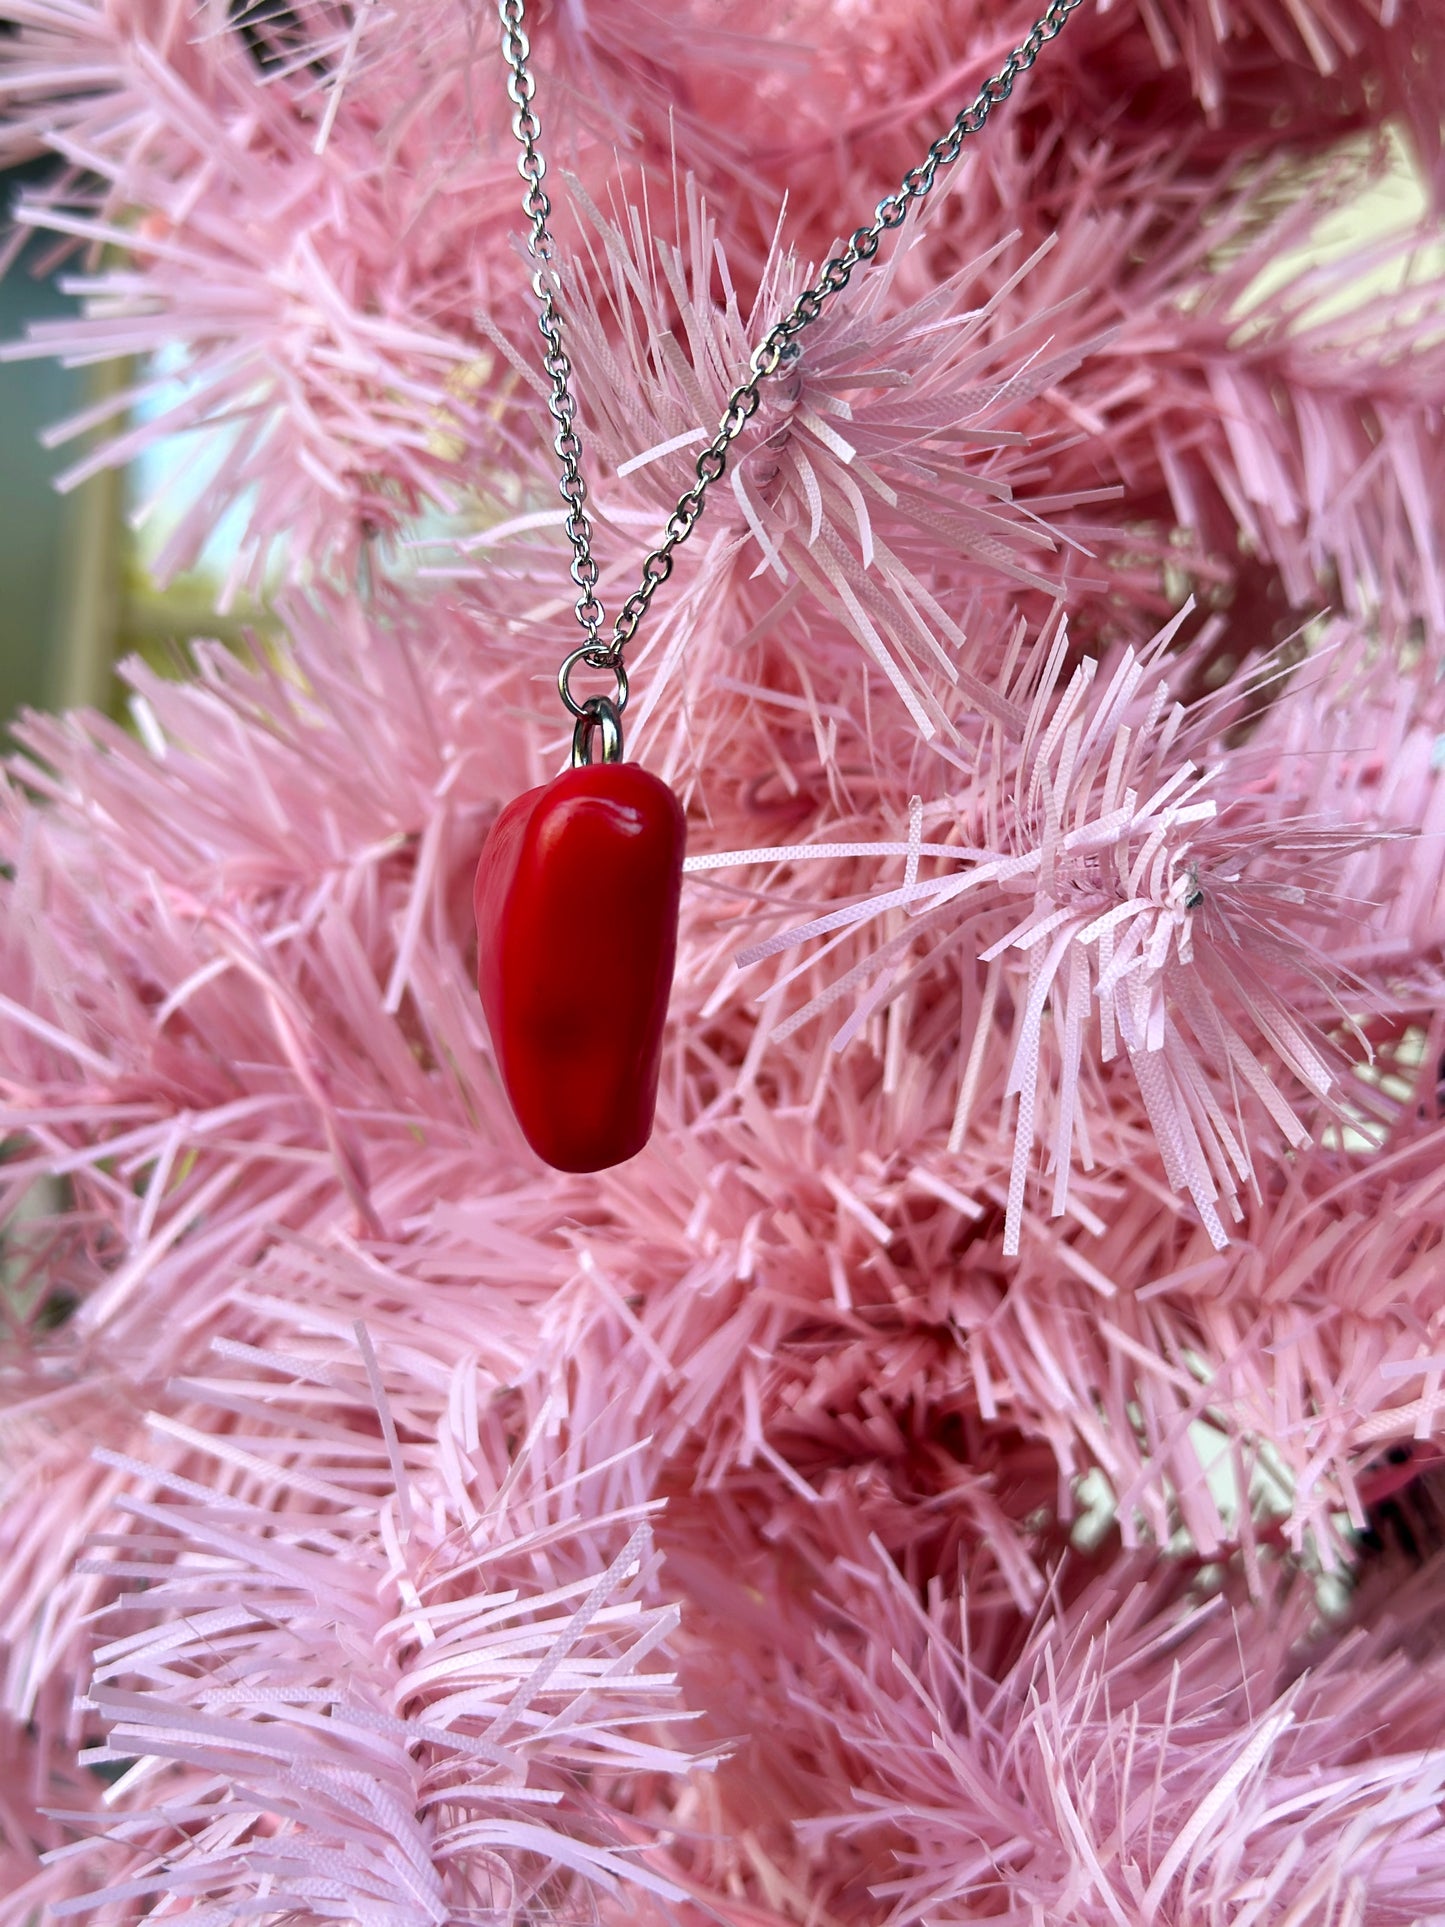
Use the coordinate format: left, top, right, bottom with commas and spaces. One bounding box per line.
474, 763, 686, 1172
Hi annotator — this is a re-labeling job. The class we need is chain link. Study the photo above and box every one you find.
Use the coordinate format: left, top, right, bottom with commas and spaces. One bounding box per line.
496, 0, 1087, 711
497, 0, 606, 653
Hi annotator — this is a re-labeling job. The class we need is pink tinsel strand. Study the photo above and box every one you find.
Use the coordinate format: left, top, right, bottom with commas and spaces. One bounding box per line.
781, 1520, 1445, 1922
8, 1318, 702, 1925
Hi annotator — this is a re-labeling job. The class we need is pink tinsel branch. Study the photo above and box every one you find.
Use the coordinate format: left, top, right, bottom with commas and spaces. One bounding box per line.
3, 2, 1445, 1920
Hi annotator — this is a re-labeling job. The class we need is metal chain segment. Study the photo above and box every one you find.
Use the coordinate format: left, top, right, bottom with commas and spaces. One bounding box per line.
605, 0, 1086, 668
497, 0, 1087, 737
497, 0, 605, 653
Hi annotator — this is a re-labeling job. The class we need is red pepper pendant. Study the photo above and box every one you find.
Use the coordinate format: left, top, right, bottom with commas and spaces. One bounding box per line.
473, 762, 686, 1172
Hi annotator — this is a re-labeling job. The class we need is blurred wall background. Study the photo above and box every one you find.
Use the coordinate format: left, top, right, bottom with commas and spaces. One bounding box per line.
0, 159, 89, 725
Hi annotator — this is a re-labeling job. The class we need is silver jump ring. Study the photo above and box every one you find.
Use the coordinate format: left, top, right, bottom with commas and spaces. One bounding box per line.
571, 695, 624, 768
558, 644, 628, 721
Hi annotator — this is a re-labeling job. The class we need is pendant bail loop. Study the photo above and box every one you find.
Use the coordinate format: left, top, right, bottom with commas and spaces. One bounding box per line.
560, 642, 628, 763
572, 695, 624, 767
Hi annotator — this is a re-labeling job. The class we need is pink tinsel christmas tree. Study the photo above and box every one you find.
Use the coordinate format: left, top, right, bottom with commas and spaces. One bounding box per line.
3, 0, 1445, 1919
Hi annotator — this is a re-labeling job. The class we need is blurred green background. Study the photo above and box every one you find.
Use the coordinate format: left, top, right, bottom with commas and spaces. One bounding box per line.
0, 158, 265, 735
0, 161, 96, 723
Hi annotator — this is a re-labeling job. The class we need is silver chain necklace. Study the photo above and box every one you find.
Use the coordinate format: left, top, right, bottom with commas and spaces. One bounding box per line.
475, 1, 1090, 1174
496, 0, 1086, 765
